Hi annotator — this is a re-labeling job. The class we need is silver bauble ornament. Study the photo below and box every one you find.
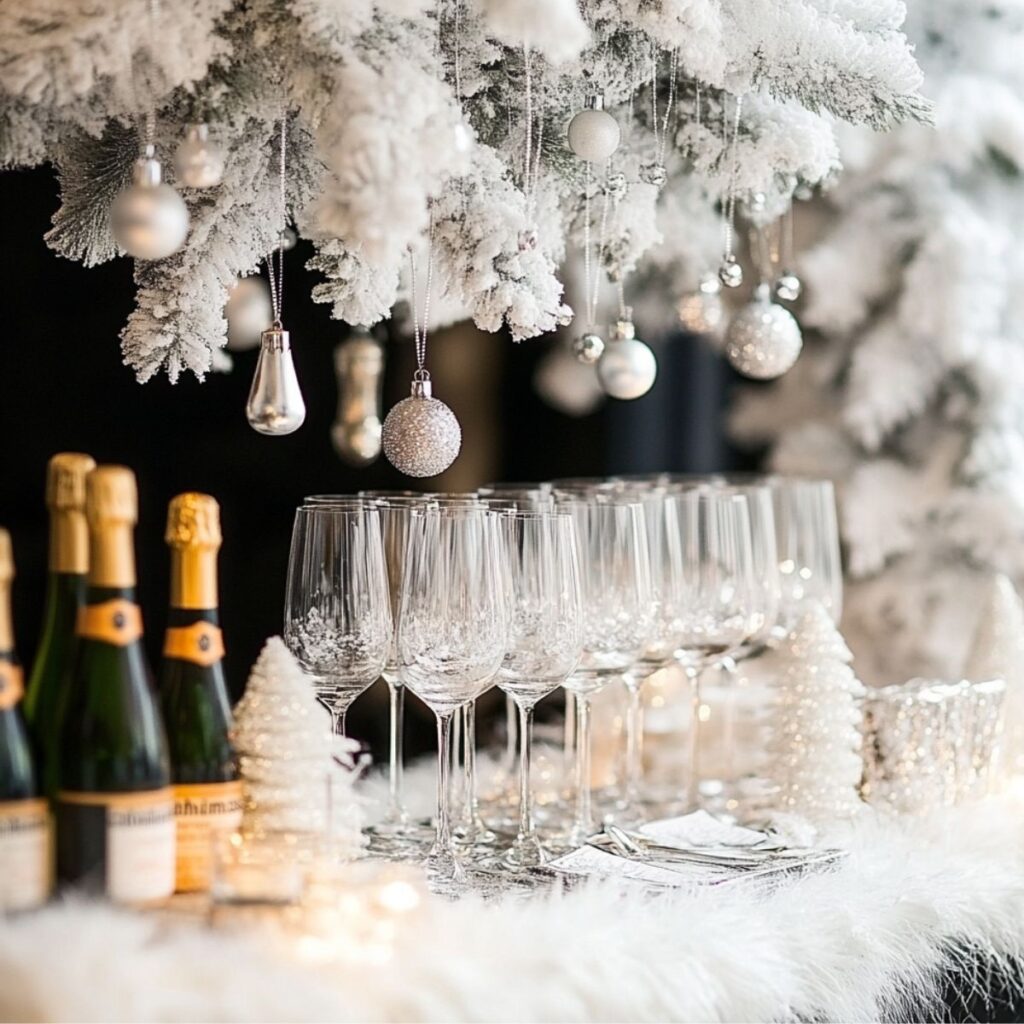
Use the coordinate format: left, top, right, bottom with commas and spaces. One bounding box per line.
225, 276, 272, 352
173, 124, 225, 189
604, 171, 627, 200
110, 156, 189, 260
573, 332, 605, 365
718, 255, 743, 289
567, 96, 620, 163
332, 328, 384, 466
641, 163, 667, 187
246, 326, 306, 435
279, 226, 298, 251
774, 270, 802, 303
597, 317, 657, 400
382, 377, 462, 478
518, 226, 539, 251
724, 284, 803, 380
677, 276, 725, 338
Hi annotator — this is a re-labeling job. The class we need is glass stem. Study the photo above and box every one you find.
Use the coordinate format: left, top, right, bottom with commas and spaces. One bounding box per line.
564, 688, 576, 773
624, 674, 645, 811
450, 707, 463, 814
336, 708, 347, 739
515, 701, 535, 844
463, 702, 481, 827
433, 710, 459, 876
386, 679, 406, 825
687, 663, 702, 809
571, 692, 593, 844
504, 694, 518, 775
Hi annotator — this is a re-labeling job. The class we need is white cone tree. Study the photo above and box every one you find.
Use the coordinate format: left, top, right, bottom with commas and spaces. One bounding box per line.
767, 602, 865, 823
232, 637, 364, 857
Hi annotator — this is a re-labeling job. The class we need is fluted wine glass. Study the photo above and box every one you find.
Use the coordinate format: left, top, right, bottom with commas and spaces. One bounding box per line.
496, 511, 582, 867
397, 506, 508, 883
284, 505, 392, 737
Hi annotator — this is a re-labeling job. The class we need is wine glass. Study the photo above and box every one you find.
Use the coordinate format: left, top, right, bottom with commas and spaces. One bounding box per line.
284, 505, 391, 737
495, 511, 582, 868
555, 497, 654, 845
396, 506, 508, 883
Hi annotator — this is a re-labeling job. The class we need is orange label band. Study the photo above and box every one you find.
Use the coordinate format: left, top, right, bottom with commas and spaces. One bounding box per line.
0, 664, 23, 710
76, 599, 143, 646
163, 622, 225, 666
0, 798, 48, 822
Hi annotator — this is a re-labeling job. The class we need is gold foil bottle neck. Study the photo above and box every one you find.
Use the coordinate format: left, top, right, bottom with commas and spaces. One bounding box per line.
46, 453, 96, 511
0, 528, 13, 585
165, 493, 222, 550
0, 529, 13, 652
86, 466, 138, 526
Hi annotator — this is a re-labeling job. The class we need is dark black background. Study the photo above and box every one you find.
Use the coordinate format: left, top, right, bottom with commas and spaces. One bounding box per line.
1, 164, 740, 758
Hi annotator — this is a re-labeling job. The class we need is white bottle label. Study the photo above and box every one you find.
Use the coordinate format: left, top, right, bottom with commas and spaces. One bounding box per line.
105, 790, 175, 904
0, 799, 51, 911
173, 781, 243, 892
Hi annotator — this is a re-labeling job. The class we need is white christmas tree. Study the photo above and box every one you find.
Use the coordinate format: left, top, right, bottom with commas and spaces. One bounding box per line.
767, 601, 865, 824
964, 574, 1024, 778
232, 637, 365, 858
732, 0, 1024, 685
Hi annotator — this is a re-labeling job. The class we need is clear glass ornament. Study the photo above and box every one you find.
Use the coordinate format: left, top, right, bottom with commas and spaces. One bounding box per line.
246, 326, 306, 435
641, 163, 667, 188
382, 377, 462, 478
718, 255, 743, 289
173, 124, 225, 189
774, 270, 802, 302
332, 328, 384, 466
572, 332, 605, 365
225, 276, 272, 352
110, 155, 189, 260
596, 315, 657, 400
567, 96, 620, 162
724, 284, 803, 380
604, 171, 628, 200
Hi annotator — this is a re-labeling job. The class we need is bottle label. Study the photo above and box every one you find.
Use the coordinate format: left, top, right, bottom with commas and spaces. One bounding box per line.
163, 622, 225, 667
0, 799, 51, 911
0, 663, 24, 710
58, 789, 174, 903
173, 780, 243, 892
76, 599, 144, 646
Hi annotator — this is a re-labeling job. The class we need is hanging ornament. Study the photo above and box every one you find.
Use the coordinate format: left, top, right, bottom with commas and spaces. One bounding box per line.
567, 95, 620, 163
332, 327, 384, 466
573, 332, 605, 365
775, 271, 802, 303
225, 276, 272, 352
279, 226, 298, 251
640, 164, 668, 188
597, 306, 657, 400
642, 47, 676, 192
773, 205, 801, 302
534, 343, 604, 417
677, 276, 725, 337
110, 144, 189, 260
246, 115, 306, 436
718, 255, 743, 289
724, 283, 803, 380
604, 171, 627, 201
382, 238, 462, 478
173, 124, 225, 189
716, 94, 744, 289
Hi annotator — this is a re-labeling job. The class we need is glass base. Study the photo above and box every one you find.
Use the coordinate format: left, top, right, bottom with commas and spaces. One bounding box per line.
502, 835, 549, 870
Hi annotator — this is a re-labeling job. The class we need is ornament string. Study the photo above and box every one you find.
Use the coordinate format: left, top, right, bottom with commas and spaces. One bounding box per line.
721, 94, 744, 265
266, 115, 287, 328
582, 166, 610, 330
408, 219, 435, 382
649, 47, 678, 172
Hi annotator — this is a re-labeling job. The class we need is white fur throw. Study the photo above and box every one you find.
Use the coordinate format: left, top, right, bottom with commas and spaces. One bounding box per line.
3, 796, 1023, 1022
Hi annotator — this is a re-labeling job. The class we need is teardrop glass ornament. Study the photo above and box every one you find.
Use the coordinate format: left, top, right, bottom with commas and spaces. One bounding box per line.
246, 327, 306, 435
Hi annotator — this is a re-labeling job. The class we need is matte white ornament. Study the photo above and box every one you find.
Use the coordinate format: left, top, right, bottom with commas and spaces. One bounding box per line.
225, 277, 272, 352
724, 284, 803, 380
173, 124, 225, 189
382, 377, 461, 478
597, 316, 657, 400
567, 96, 620, 162
573, 331, 605, 365
246, 326, 306, 435
110, 155, 189, 260
534, 345, 604, 417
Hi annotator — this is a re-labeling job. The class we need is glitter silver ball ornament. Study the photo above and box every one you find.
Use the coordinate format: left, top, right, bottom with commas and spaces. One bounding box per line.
573, 332, 605, 365
597, 317, 657, 400
382, 378, 462, 478
604, 171, 627, 200
677, 277, 726, 338
641, 163, 667, 187
718, 255, 743, 289
724, 284, 803, 380
110, 156, 189, 260
173, 124, 225, 189
225, 276, 272, 351
567, 96, 620, 163
518, 226, 539, 251
774, 270, 802, 303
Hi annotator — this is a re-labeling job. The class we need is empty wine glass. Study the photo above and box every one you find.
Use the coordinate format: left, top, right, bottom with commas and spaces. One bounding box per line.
284, 505, 392, 737
495, 511, 582, 868
397, 507, 508, 883
555, 497, 654, 845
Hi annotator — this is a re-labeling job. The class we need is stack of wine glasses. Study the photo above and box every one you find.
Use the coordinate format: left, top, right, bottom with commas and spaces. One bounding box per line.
282, 474, 843, 890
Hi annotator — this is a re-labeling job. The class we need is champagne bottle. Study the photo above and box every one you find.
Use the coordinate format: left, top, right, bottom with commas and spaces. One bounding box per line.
0, 529, 52, 911
56, 466, 174, 903
24, 452, 96, 797
160, 493, 240, 893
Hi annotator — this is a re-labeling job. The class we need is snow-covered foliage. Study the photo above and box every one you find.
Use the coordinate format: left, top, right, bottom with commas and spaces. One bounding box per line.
731, 0, 1024, 685
0, 0, 928, 381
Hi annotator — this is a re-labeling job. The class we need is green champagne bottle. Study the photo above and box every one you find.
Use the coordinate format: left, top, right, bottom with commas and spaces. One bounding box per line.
24, 452, 95, 797
56, 466, 174, 904
160, 493, 240, 893
0, 529, 52, 911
